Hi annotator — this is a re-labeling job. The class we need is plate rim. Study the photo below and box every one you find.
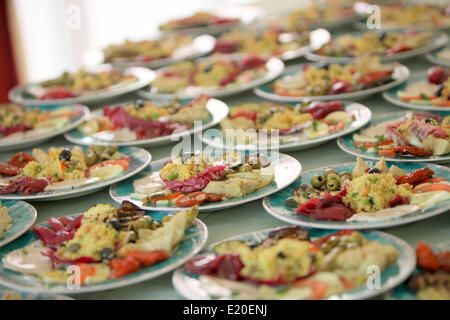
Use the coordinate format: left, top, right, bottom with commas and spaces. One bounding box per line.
0, 200, 37, 248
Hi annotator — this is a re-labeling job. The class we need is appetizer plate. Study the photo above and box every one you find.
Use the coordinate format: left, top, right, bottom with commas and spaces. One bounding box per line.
385, 241, 450, 300
0, 200, 36, 248
263, 161, 450, 230
89, 35, 216, 70
64, 98, 229, 147
426, 46, 450, 67
9, 66, 155, 106
305, 31, 449, 64
0, 104, 89, 152
137, 55, 285, 100
160, 19, 241, 36
337, 111, 450, 163
352, 20, 450, 32
0, 289, 72, 300
0, 146, 151, 201
0, 211, 207, 294
110, 152, 302, 212
199, 101, 372, 152
253, 63, 410, 102
172, 227, 416, 300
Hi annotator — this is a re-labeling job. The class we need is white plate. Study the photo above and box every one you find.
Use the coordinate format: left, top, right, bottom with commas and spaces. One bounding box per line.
382, 72, 450, 111
305, 31, 449, 64
263, 161, 450, 230
110, 152, 301, 212
0, 146, 151, 201
86, 35, 215, 70
0, 212, 207, 294
9, 66, 155, 106
253, 63, 410, 102
64, 98, 229, 147
0, 200, 36, 248
0, 104, 89, 152
138, 54, 285, 100
172, 228, 416, 300
426, 46, 450, 67
199, 100, 372, 152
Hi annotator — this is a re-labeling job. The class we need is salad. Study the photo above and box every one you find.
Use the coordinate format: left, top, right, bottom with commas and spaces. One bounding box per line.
352, 111, 450, 158
0, 104, 82, 142
285, 157, 450, 223
314, 30, 434, 58
159, 12, 239, 32
1, 202, 198, 286
131, 152, 274, 208
24, 68, 138, 101
396, 66, 450, 108
77, 95, 211, 143
220, 100, 355, 146
149, 54, 269, 94
181, 227, 399, 299
272, 56, 395, 97
0, 145, 130, 195
0, 203, 11, 239
213, 27, 309, 59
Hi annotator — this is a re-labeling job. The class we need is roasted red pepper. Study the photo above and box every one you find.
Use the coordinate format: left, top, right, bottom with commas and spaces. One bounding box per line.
0, 164, 21, 176
396, 167, 435, 186
8, 152, 35, 168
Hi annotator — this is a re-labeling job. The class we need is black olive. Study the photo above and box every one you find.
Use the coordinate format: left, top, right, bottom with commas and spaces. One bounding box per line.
204, 64, 213, 72
135, 99, 146, 109
368, 168, 381, 174
101, 248, 115, 260
424, 119, 434, 124
436, 85, 444, 97
277, 251, 286, 259
109, 218, 121, 230
59, 149, 72, 162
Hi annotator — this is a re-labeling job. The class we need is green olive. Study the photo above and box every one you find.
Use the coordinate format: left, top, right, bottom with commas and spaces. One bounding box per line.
91, 145, 105, 154
324, 169, 339, 180
285, 196, 298, 208
311, 174, 325, 189
128, 231, 137, 242
326, 178, 340, 191
85, 149, 98, 167
239, 164, 253, 172
111, 151, 121, 160
339, 171, 352, 178
225, 168, 235, 175
326, 173, 341, 182
104, 145, 119, 155
132, 216, 153, 232
66, 243, 80, 252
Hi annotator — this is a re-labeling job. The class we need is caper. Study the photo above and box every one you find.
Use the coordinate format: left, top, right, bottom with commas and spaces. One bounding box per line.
85, 149, 98, 167
326, 178, 340, 191
132, 216, 153, 232
239, 164, 253, 172
311, 174, 325, 189
285, 196, 298, 208
101, 248, 115, 260
66, 243, 80, 252
324, 169, 339, 180
339, 171, 352, 178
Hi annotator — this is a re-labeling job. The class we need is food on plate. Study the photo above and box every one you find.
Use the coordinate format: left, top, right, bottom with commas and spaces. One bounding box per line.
436, 47, 450, 63
285, 157, 450, 222
2, 201, 197, 285
315, 30, 434, 58
272, 56, 394, 97
25, 68, 138, 100
184, 227, 398, 299
78, 95, 210, 142
407, 241, 450, 300
150, 54, 268, 94
103, 34, 193, 64
0, 145, 130, 195
0, 104, 80, 142
0, 202, 12, 239
374, 4, 450, 29
159, 12, 239, 32
213, 27, 309, 58
220, 100, 354, 145
353, 111, 450, 157
397, 66, 450, 107
132, 152, 274, 207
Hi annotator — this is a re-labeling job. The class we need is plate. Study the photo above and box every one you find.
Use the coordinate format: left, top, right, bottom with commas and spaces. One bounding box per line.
87, 35, 215, 70
199, 100, 372, 152
172, 227, 416, 300
426, 46, 450, 67
337, 110, 450, 163
0, 146, 151, 201
160, 19, 241, 36
305, 31, 448, 64
0, 289, 72, 300
0, 200, 36, 248
64, 98, 229, 147
110, 152, 301, 212
137, 54, 285, 100
253, 63, 410, 102
263, 161, 450, 230
0, 211, 207, 294
0, 104, 89, 152
9, 66, 155, 106
382, 72, 450, 111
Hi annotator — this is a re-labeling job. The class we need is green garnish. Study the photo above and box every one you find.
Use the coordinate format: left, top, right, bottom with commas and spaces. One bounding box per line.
420, 93, 430, 100
312, 120, 318, 131
352, 192, 358, 198
167, 173, 179, 180
362, 198, 370, 205
22, 249, 28, 255
375, 135, 386, 142
371, 177, 378, 183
